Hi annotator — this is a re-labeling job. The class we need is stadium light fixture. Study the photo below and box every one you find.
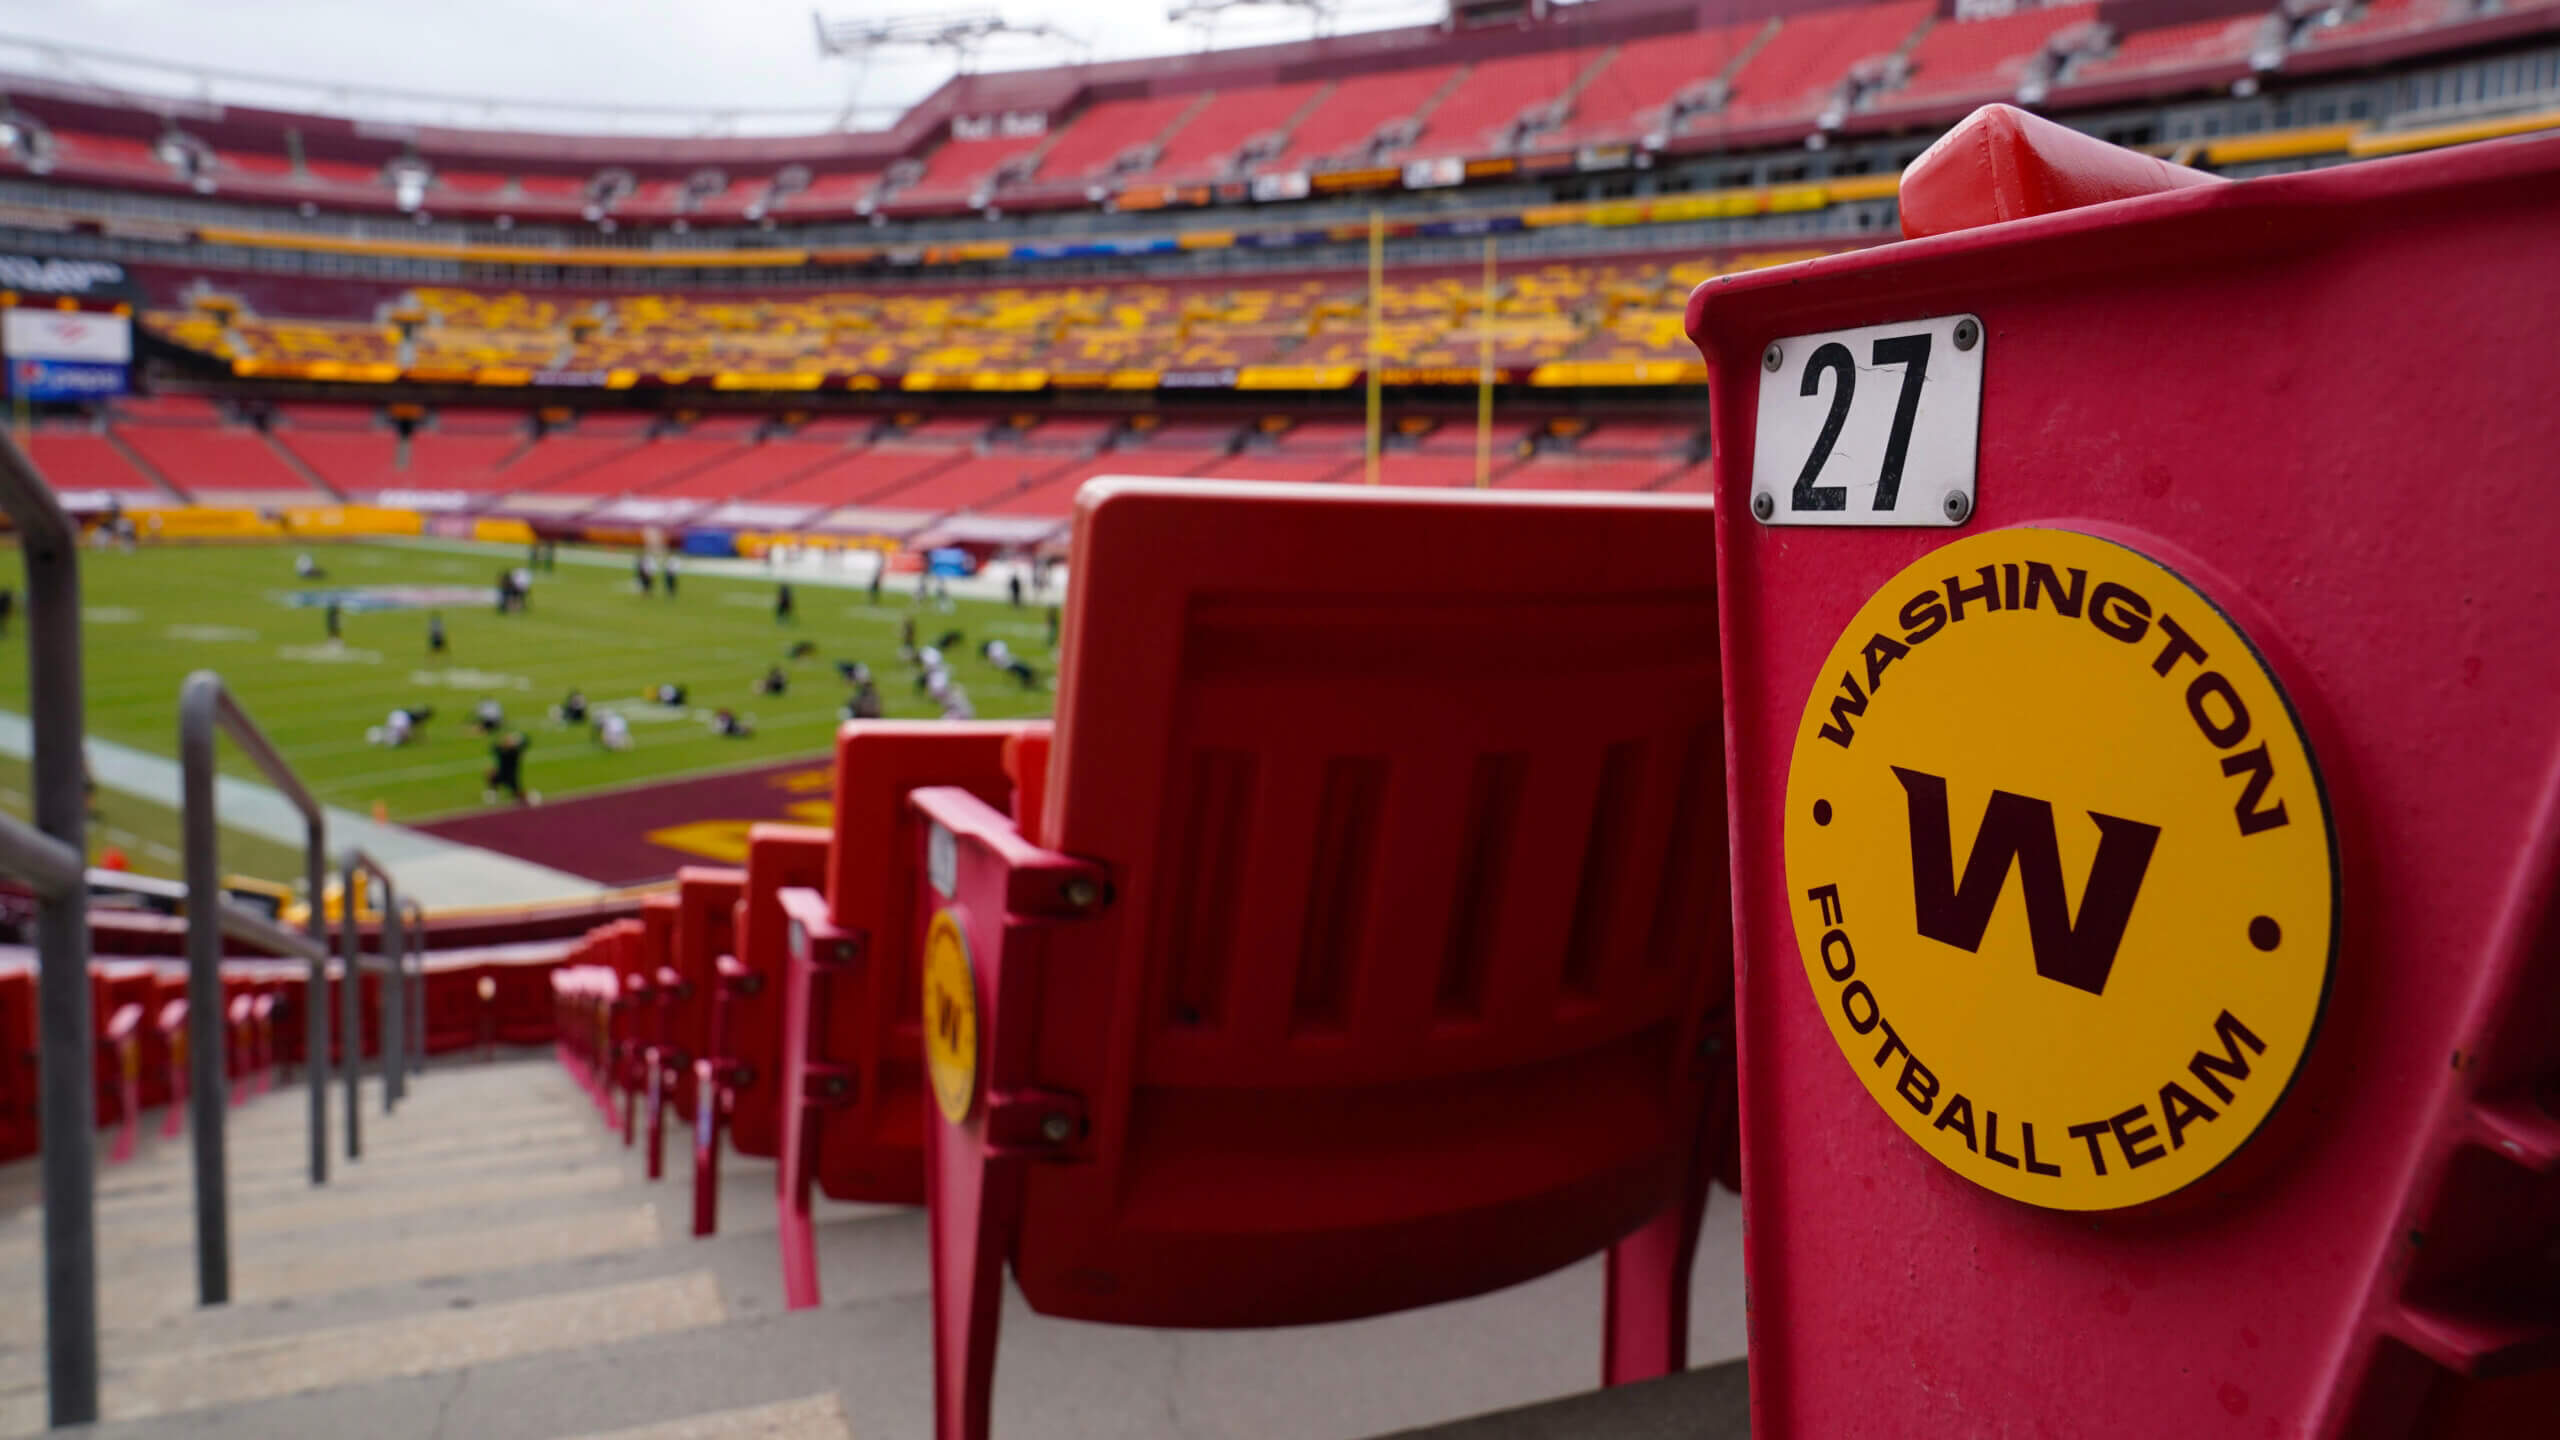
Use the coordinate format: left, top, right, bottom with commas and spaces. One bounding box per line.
1168, 0, 1344, 46
812, 8, 1086, 128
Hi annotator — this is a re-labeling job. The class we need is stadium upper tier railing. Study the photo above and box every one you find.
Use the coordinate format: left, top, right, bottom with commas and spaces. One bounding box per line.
1, 1, 2551, 234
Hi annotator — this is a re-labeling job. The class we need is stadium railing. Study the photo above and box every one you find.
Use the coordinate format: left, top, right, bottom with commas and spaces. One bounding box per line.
1690, 104, 2560, 1434
772, 720, 1046, 1309
173, 669, 432, 1308
0, 429, 104, 1426
910, 478, 1728, 1440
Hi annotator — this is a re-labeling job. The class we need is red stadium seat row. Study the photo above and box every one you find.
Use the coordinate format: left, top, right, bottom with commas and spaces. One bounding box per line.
0, 962, 289, 1168
525, 117, 2560, 1439
549, 479, 1738, 1438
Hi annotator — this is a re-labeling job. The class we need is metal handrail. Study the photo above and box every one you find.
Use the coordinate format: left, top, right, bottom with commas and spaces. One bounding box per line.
0, 430, 98, 1427
338, 850, 402, 1155
403, 898, 426, 1089
178, 672, 334, 1309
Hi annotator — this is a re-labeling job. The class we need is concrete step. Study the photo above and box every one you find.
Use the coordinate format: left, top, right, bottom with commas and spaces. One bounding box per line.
0, 1058, 1750, 1439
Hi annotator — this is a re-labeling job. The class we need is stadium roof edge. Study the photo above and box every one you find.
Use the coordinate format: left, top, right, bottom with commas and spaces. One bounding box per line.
0, 0, 1782, 170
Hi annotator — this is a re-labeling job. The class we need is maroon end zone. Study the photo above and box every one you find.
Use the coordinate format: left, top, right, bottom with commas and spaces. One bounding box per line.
419, 756, 835, 886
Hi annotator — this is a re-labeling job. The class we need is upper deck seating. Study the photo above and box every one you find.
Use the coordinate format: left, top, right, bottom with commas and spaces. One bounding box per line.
1137, 82, 1329, 180
1717, 2, 1933, 132
1886, 5, 2103, 110
1552, 26, 1761, 146
1036, 96, 1200, 182
1416, 48, 1605, 157
1268, 67, 1460, 170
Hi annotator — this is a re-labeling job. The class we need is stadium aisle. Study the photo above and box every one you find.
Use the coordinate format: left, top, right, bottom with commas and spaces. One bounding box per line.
0, 710, 599, 909
0, 1059, 1745, 1439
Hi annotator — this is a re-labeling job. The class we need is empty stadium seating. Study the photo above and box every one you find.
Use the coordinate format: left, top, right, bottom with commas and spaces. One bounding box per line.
2062, 12, 2265, 90
402, 429, 530, 494
687, 824, 831, 1234
1273, 67, 1459, 170
272, 407, 399, 495
911, 478, 1728, 1438
1138, 81, 1328, 180
890, 135, 1045, 211
21, 428, 169, 502
1719, 2, 1931, 132
1886, 4, 2101, 111
772, 722, 1039, 1308
1418, 48, 1606, 157
1036, 94, 1200, 182
1553, 26, 1759, 146
112, 412, 328, 505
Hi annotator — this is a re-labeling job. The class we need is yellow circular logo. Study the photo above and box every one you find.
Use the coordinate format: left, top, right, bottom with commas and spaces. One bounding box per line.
1784, 528, 2333, 1210
922, 908, 980, 1125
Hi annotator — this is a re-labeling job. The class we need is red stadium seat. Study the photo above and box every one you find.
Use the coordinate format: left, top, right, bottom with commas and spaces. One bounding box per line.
154, 998, 188, 1139
910, 478, 1729, 1439
104, 1002, 143, 1164
637, 893, 683, 1178
690, 824, 832, 1236
1687, 111, 2560, 1437
772, 721, 1046, 1309
672, 867, 746, 1234
0, 965, 36, 1164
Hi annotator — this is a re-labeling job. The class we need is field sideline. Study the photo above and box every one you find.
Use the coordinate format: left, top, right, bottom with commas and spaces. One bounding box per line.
0, 539, 1055, 826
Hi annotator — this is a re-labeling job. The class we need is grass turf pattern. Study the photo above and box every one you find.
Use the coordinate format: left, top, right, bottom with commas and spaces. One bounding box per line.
0, 540, 1055, 825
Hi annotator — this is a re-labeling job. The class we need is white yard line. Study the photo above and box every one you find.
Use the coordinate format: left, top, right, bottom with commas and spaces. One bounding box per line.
0, 711, 601, 908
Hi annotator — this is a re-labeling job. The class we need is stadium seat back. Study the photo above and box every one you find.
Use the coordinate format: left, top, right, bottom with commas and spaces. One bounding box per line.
1688, 121, 2560, 1435
801, 722, 1036, 1204
0, 966, 33, 1162
726, 824, 833, 1158
929, 478, 1726, 1337
673, 866, 746, 1095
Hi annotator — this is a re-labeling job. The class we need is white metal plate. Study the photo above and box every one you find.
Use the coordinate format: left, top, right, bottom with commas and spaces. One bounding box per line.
928, 822, 957, 899
1750, 313, 1982, 527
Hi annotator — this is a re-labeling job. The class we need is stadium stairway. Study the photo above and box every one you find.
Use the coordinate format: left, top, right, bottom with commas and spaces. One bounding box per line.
0, 1057, 1746, 1439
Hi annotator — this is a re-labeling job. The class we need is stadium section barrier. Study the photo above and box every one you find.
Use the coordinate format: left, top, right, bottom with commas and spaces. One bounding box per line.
911, 478, 1728, 1439
774, 720, 1046, 1308
1690, 105, 2560, 1434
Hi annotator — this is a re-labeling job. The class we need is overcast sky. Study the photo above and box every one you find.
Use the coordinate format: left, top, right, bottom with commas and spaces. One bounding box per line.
0, 0, 1459, 134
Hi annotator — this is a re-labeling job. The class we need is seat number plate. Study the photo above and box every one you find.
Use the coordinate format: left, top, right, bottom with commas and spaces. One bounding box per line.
1751, 313, 1983, 527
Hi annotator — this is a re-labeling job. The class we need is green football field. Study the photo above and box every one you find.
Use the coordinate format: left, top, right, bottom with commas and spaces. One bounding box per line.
0, 539, 1055, 830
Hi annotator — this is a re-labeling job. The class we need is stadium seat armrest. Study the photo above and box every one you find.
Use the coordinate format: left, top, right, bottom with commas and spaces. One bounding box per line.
105, 1002, 143, 1046
155, 999, 187, 1036
909, 786, 1105, 920
777, 886, 862, 973
714, 953, 761, 994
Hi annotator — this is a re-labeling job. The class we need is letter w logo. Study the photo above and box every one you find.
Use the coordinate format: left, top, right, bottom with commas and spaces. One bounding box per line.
1892, 767, 2162, 997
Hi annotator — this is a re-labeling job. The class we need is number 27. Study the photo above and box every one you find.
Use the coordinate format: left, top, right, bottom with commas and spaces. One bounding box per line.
1790, 333, 1932, 513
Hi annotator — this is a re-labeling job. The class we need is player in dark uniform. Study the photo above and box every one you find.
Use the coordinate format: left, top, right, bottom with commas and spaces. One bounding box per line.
757, 664, 789, 696
324, 599, 342, 640
484, 731, 534, 806
775, 583, 796, 624
427, 611, 447, 655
